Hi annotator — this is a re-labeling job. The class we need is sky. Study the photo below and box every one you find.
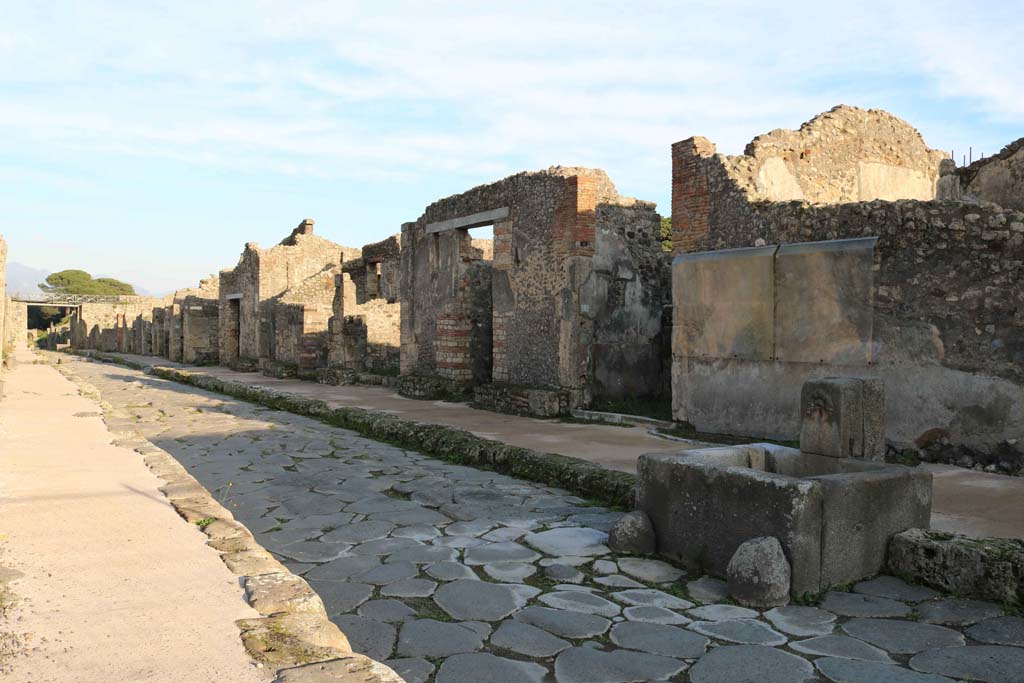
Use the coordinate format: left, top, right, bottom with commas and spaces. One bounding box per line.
2, 1, 1022, 295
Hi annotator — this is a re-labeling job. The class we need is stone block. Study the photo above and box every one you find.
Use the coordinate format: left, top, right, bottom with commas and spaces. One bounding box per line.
800, 377, 864, 458
800, 376, 886, 460
774, 237, 876, 365
672, 245, 776, 360
638, 444, 932, 597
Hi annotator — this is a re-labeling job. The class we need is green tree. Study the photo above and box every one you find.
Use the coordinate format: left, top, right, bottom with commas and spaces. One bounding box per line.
660, 216, 672, 253
40, 270, 136, 296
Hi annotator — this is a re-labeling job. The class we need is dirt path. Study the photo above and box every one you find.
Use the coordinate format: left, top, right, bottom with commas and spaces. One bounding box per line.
0, 349, 271, 683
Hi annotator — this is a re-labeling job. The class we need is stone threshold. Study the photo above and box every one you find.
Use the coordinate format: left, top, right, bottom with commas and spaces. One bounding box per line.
52, 354, 404, 683
66, 350, 637, 510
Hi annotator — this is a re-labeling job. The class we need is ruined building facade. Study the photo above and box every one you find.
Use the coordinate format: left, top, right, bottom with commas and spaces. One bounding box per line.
218, 219, 358, 375
323, 235, 402, 379
399, 167, 670, 415
670, 106, 1023, 461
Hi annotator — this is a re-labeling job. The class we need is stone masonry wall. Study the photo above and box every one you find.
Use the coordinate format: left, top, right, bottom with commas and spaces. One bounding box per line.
402, 166, 668, 412
671, 113, 1023, 454
672, 106, 946, 253
71, 297, 165, 352
959, 137, 1024, 211
218, 219, 355, 369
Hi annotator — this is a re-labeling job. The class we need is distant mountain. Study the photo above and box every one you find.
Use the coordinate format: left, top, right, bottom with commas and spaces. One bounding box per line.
5, 262, 48, 297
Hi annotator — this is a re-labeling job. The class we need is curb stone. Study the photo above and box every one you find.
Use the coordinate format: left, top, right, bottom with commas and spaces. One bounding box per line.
51, 354, 404, 683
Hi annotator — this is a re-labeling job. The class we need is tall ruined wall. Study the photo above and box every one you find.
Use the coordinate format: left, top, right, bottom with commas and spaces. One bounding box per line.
402, 166, 669, 411
328, 269, 401, 374
218, 219, 354, 369
269, 267, 336, 370
70, 297, 164, 352
672, 106, 946, 253
669, 108, 1021, 455
959, 137, 1024, 210
671, 197, 1024, 452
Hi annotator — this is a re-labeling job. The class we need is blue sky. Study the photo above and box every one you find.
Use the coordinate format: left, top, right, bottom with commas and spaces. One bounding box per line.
2, 0, 1022, 294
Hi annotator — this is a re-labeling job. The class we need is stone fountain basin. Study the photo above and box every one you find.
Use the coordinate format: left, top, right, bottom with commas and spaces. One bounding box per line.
638, 444, 932, 597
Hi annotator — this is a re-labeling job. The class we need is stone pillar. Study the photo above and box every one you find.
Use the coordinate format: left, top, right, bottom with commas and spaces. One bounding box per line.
671, 136, 716, 256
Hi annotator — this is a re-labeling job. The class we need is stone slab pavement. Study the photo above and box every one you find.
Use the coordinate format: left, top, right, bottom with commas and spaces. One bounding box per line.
55, 353, 1024, 683
0, 349, 271, 683
100, 352, 1024, 541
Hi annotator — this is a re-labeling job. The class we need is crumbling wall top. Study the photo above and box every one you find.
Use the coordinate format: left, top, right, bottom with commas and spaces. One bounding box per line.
706, 105, 946, 204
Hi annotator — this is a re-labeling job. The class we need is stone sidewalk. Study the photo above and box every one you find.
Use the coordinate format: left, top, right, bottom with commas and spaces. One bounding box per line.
58, 353, 1024, 683
0, 349, 271, 683
94, 352, 1024, 541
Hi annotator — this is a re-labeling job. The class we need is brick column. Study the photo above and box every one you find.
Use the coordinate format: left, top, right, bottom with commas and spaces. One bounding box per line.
671, 136, 716, 255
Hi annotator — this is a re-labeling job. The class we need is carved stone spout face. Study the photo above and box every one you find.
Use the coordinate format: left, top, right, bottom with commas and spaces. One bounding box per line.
805, 390, 835, 424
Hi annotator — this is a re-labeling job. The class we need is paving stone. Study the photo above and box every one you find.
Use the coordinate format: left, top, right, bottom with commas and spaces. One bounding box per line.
373, 509, 451, 526
687, 576, 731, 604
380, 578, 438, 598
611, 588, 693, 610
396, 619, 484, 658
689, 644, 815, 683
434, 653, 547, 683
909, 645, 1024, 683
331, 614, 396, 661
426, 561, 479, 582
622, 605, 691, 625
791, 634, 894, 662
554, 646, 687, 683
594, 574, 645, 589
688, 604, 760, 621
391, 525, 441, 541
481, 526, 524, 542
386, 545, 458, 564
539, 591, 621, 617
320, 520, 395, 544
514, 606, 611, 639
352, 561, 419, 585
609, 621, 708, 657
539, 555, 591, 567
525, 527, 610, 557
482, 562, 536, 582
463, 541, 540, 565
306, 580, 374, 615
689, 618, 788, 646
545, 563, 585, 583
507, 584, 542, 602
446, 520, 495, 536
553, 584, 598, 593
455, 621, 492, 639
490, 620, 571, 658
917, 599, 1005, 626
966, 616, 1024, 647
616, 557, 684, 583
764, 605, 836, 636
349, 537, 423, 556
433, 535, 487, 549
434, 579, 529, 621
357, 599, 418, 622
592, 559, 617, 574
820, 591, 912, 618
842, 618, 966, 654
853, 575, 939, 603
816, 658, 954, 683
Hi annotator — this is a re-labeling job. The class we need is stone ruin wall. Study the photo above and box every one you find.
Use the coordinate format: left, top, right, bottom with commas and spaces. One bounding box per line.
269, 266, 341, 372
327, 235, 403, 375
401, 166, 669, 412
957, 137, 1024, 211
70, 297, 165, 353
217, 219, 354, 370
670, 107, 1023, 458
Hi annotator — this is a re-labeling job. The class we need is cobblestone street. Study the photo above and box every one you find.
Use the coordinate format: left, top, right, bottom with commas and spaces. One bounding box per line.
63, 355, 1024, 683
